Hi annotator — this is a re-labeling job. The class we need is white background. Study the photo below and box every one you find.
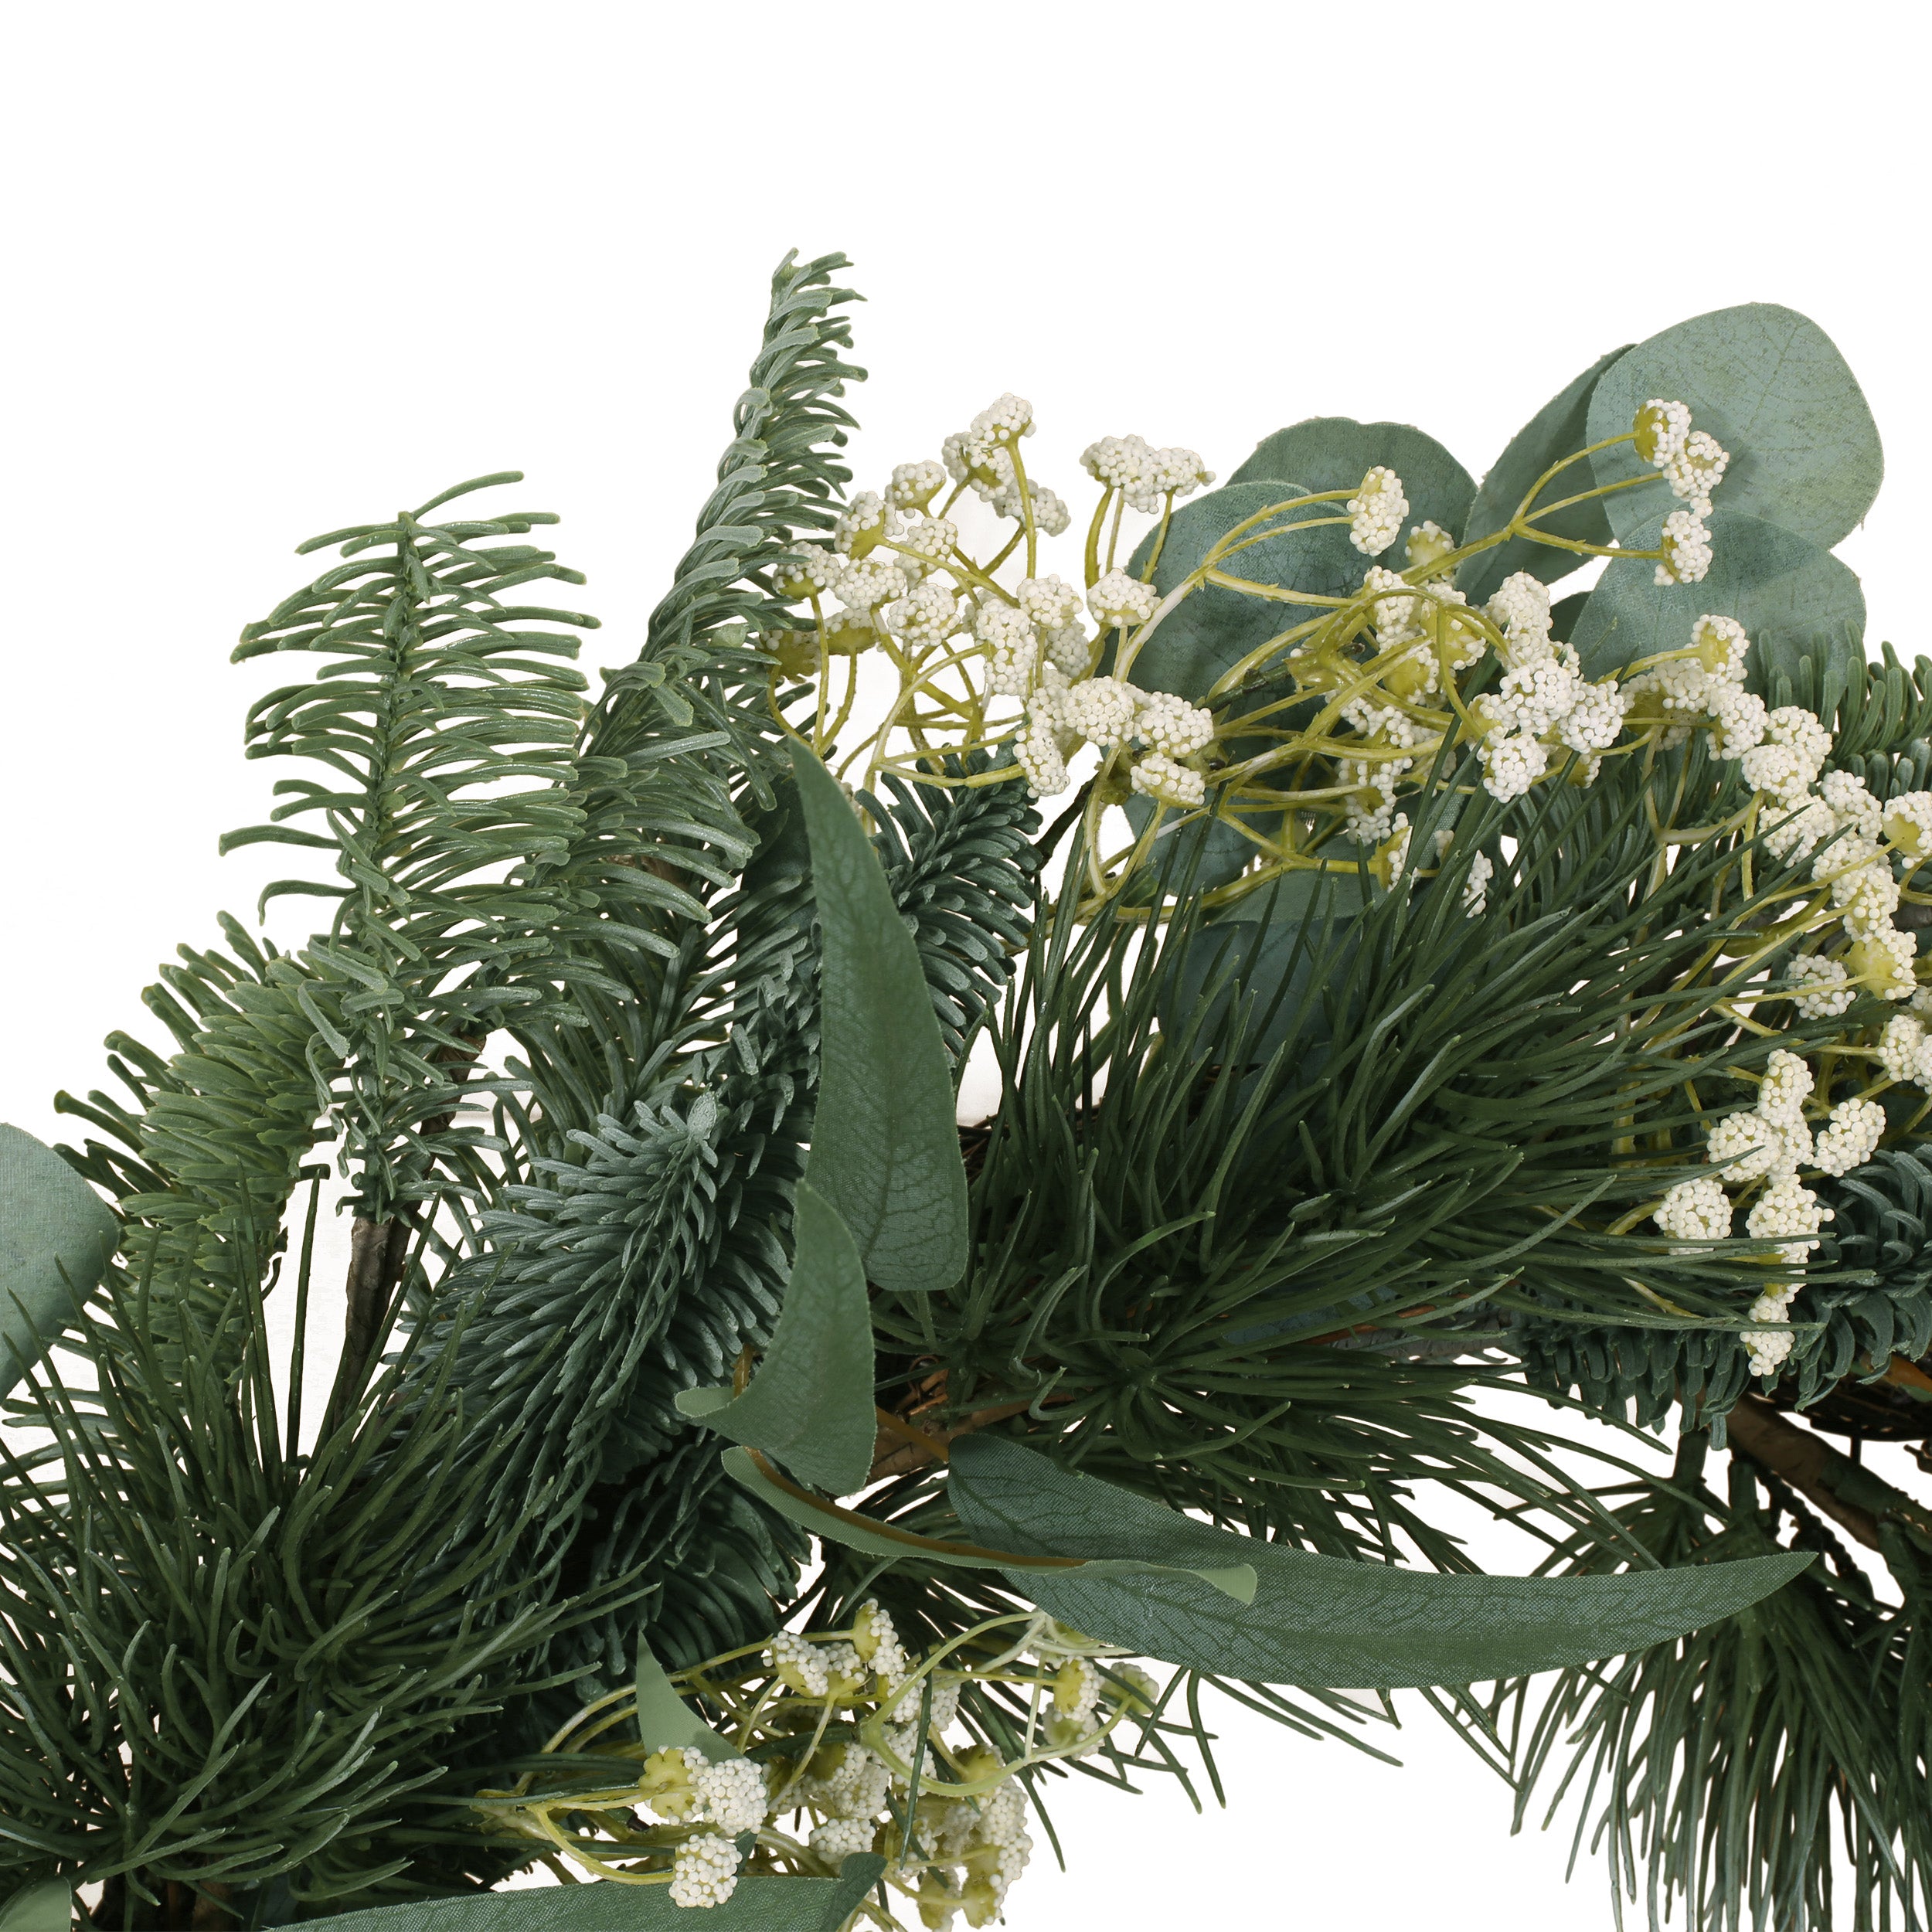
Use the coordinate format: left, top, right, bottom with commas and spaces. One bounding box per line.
3, 5, 1930, 1927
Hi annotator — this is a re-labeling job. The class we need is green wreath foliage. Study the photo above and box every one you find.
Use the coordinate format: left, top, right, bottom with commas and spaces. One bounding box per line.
5, 260, 1930, 1932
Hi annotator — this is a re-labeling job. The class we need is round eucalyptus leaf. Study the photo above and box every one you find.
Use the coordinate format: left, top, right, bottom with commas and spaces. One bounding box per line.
1456, 345, 1632, 606
1157, 870, 1379, 1071
1118, 482, 1363, 703
1230, 417, 1476, 563
1121, 791, 1276, 895
1570, 512, 1866, 682
1117, 483, 1362, 890
1585, 304, 1883, 550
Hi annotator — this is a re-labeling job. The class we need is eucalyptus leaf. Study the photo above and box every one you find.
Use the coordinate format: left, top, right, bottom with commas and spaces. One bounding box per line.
1586, 304, 1883, 550
720, 1447, 1255, 1600
292, 1862, 886, 1932
947, 1437, 1812, 1689
0, 1124, 119, 1396
637, 1634, 742, 1763
1570, 513, 1866, 681
1159, 870, 1376, 1070
0, 1883, 70, 1932
674, 1179, 876, 1494
789, 742, 968, 1294
1121, 483, 1365, 703
1746, 622, 1867, 715
1229, 417, 1477, 560
1117, 483, 1362, 890
1456, 345, 1631, 605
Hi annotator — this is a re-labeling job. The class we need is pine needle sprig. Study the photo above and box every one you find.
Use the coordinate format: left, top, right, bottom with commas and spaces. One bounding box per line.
0, 1219, 628, 1920
1494, 1435, 1932, 1932
226, 477, 628, 1226
587, 250, 864, 804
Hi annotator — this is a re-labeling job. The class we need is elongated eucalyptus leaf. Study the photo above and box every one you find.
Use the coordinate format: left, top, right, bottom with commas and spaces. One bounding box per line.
789, 743, 967, 1294
720, 1447, 1255, 1600
637, 1635, 742, 1763
1230, 417, 1477, 560
675, 1179, 875, 1493
947, 1437, 1812, 1689
1456, 345, 1632, 604
0, 1124, 118, 1396
293, 1862, 886, 1932
1586, 303, 1883, 549
1570, 512, 1866, 681
0, 1883, 70, 1932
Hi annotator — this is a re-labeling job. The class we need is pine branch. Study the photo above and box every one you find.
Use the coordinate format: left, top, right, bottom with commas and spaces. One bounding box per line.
0, 1237, 623, 1917
49, 917, 329, 1355
1497, 1436, 1932, 1931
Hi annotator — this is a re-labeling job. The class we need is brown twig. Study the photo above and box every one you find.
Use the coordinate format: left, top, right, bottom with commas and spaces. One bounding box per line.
326, 1036, 486, 1433
866, 1399, 1043, 1482
1723, 1392, 1932, 1553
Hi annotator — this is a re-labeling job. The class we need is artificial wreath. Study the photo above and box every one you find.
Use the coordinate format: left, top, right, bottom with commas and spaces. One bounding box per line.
2, 252, 1928, 1932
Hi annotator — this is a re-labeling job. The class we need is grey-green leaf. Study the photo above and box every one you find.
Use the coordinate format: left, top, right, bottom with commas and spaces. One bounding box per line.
674, 1180, 876, 1494
1456, 345, 1632, 605
0, 1883, 71, 1932
1158, 870, 1377, 1072
0, 1124, 119, 1396
292, 1863, 886, 1932
1570, 512, 1866, 682
636, 1634, 742, 1764
721, 1447, 1254, 1600
1585, 304, 1883, 549
1229, 417, 1476, 559
789, 743, 968, 1294
1123, 482, 1366, 704
947, 1437, 1811, 1689
1118, 482, 1363, 890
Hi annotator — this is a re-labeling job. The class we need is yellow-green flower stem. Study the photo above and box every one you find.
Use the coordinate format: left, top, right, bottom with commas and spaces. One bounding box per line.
1083, 485, 1114, 587
1008, 441, 1039, 579
1138, 496, 1178, 580
1104, 489, 1128, 573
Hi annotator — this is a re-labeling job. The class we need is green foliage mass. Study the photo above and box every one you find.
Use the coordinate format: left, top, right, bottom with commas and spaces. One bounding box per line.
5, 263, 1930, 1932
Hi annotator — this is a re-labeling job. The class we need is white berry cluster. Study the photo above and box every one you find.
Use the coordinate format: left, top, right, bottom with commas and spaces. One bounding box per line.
640, 1747, 787, 1906
1346, 465, 1409, 556
1652, 1036, 1891, 1382
1616, 612, 1925, 1028
1015, 672, 1214, 806
1089, 567, 1161, 629
1632, 400, 1730, 585
1624, 614, 1765, 754
765, 389, 1233, 811
497, 1605, 1171, 1928
1362, 548, 1485, 700
1080, 434, 1216, 513
1339, 697, 1438, 842
937, 395, 1074, 534
1712, 689, 1930, 1006
1471, 573, 1630, 801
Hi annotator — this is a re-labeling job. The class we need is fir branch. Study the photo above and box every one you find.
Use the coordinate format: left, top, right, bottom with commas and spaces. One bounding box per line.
407, 760, 1040, 1699
50, 916, 329, 1349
